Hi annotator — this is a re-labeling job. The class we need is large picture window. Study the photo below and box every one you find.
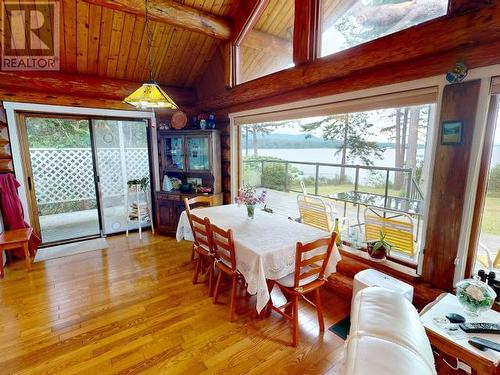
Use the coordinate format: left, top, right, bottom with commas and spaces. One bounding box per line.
237, 93, 437, 266
473, 96, 500, 274
319, 0, 448, 58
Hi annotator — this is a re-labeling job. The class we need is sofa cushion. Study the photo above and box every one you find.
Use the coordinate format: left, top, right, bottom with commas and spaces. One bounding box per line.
344, 335, 436, 375
345, 287, 436, 375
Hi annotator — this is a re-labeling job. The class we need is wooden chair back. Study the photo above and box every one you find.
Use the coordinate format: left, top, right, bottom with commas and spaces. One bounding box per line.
184, 196, 212, 215
297, 194, 334, 232
189, 214, 211, 253
208, 223, 237, 271
364, 206, 415, 257
293, 232, 336, 289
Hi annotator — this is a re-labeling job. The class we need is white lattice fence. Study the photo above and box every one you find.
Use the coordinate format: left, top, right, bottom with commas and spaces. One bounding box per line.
30, 148, 149, 204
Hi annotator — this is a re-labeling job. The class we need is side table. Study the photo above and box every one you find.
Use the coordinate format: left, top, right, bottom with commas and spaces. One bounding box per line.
0, 228, 33, 278
421, 293, 500, 375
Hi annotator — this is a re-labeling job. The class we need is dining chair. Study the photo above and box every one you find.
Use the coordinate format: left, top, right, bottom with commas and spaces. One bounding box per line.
364, 206, 415, 257
297, 194, 336, 232
184, 196, 213, 261
477, 242, 500, 271
209, 223, 246, 321
267, 232, 336, 347
189, 214, 216, 296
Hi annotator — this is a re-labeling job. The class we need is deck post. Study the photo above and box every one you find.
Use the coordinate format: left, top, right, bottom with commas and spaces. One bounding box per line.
284, 161, 289, 192
314, 163, 319, 195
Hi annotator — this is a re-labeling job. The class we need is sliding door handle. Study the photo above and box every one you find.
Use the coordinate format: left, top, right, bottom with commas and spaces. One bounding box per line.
27, 176, 33, 191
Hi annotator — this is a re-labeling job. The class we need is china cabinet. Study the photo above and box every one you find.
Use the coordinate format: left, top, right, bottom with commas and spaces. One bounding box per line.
156, 129, 222, 235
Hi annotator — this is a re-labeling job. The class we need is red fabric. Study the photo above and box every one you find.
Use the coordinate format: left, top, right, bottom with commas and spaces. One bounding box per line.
0, 174, 40, 258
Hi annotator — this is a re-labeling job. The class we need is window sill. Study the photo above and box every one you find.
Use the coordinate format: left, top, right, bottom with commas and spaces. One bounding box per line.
339, 244, 420, 280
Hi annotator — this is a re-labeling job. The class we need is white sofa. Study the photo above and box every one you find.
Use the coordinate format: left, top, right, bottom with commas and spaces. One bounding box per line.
344, 287, 437, 375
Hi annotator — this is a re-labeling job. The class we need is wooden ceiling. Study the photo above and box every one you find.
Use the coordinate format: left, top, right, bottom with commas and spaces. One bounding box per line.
56, 0, 237, 88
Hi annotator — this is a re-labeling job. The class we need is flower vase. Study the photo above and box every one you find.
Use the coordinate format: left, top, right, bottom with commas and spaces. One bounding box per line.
246, 204, 256, 219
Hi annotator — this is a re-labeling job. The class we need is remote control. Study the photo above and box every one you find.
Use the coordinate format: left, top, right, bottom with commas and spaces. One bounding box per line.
459, 323, 500, 334
468, 337, 500, 352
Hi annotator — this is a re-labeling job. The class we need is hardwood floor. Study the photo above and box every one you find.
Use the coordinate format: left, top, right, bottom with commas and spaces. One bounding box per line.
0, 232, 350, 374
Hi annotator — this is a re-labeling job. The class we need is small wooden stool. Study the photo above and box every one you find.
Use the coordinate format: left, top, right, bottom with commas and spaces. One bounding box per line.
0, 228, 33, 278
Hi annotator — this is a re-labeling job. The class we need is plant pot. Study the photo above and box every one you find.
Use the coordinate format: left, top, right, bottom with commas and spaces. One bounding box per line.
367, 243, 387, 262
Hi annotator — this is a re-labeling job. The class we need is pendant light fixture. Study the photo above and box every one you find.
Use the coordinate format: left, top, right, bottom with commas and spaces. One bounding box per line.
123, 0, 178, 110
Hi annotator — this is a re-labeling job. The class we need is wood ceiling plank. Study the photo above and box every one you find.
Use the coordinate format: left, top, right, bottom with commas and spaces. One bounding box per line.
131, 19, 151, 81
124, 18, 145, 81
151, 25, 174, 81
182, 34, 211, 86
96, 7, 114, 76
76, 0, 90, 74
106, 10, 125, 78
63, 0, 78, 71
115, 13, 137, 79
138, 22, 164, 82
171, 32, 200, 86
87, 4, 103, 75
155, 28, 179, 83
162, 28, 194, 85
185, 36, 215, 86
156, 28, 184, 84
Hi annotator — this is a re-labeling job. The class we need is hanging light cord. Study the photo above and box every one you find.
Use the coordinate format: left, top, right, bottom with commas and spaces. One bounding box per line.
144, 0, 154, 82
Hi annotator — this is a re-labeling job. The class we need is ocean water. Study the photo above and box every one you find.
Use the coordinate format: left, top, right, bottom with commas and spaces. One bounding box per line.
245, 145, 500, 178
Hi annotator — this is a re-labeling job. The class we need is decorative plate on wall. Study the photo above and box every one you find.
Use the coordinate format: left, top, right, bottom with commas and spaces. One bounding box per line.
171, 111, 187, 129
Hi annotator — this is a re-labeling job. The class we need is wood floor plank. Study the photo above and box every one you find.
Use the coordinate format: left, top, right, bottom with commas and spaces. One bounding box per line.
0, 232, 349, 374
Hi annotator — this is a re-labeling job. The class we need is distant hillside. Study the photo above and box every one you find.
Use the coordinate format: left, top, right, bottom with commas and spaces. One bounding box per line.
241, 133, 417, 149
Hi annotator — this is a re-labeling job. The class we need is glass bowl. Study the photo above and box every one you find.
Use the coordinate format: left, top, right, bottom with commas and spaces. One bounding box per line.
455, 278, 496, 317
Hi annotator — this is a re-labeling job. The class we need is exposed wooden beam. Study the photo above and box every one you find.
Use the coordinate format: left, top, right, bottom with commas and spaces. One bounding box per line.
293, 0, 319, 65
197, 3, 500, 111
83, 0, 232, 40
0, 71, 196, 108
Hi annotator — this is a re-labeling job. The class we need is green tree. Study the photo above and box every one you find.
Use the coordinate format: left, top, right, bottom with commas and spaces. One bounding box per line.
26, 118, 91, 148
301, 113, 384, 182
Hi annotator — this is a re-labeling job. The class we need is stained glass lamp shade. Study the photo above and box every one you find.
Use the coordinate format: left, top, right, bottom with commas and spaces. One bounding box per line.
124, 80, 178, 110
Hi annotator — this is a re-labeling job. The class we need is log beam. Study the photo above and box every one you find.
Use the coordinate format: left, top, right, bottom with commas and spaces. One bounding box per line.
0, 71, 196, 108
197, 3, 500, 111
83, 0, 232, 39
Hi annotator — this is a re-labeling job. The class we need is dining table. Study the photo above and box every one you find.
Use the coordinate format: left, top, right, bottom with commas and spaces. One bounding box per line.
176, 204, 341, 313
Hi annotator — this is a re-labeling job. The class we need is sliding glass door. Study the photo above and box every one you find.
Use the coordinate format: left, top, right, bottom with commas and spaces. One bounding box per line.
23, 116, 101, 243
20, 114, 151, 245
92, 119, 151, 234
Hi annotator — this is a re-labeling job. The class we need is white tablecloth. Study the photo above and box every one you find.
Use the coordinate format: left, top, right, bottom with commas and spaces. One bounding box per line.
177, 204, 341, 313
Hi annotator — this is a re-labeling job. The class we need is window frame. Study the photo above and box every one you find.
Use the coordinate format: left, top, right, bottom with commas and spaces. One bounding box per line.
465, 94, 500, 277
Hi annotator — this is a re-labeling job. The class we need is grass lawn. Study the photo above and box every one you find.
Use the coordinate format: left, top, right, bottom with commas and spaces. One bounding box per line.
481, 196, 500, 235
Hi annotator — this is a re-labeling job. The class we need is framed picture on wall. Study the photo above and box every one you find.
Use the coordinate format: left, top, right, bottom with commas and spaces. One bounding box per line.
441, 120, 464, 145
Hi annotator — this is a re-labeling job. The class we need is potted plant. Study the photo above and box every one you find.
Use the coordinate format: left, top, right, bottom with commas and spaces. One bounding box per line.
367, 231, 392, 262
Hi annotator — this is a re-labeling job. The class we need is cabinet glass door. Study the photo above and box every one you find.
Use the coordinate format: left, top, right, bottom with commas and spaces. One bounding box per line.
187, 136, 210, 171
164, 136, 184, 170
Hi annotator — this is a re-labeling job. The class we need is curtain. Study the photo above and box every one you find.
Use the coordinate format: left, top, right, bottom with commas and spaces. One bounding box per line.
0, 173, 40, 257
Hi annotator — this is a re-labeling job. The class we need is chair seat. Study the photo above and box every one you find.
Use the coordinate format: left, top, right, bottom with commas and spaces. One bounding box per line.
276, 266, 319, 288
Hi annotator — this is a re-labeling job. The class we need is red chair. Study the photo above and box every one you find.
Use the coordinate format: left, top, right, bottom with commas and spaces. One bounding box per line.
184, 196, 213, 261
267, 232, 336, 346
190, 214, 216, 296
209, 223, 246, 322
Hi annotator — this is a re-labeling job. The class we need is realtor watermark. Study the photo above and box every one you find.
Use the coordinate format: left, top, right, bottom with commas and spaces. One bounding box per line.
1, 1, 60, 71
